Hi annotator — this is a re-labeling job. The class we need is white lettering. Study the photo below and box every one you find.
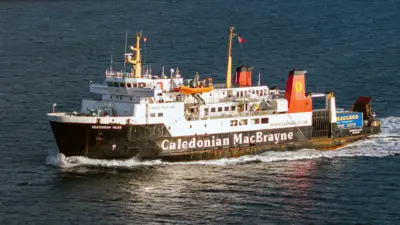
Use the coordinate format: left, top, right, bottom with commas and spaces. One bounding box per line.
177, 139, 182, 149
204, 139, 211, 147
234, 134, 242, 144
263, 134, 268, 142
250, 135, 255, 143
268, 134, 274, 142
256, 132, 263, 142
243, 136, 249, 144
189, 138, 196, 148
162, 131, 297, 151
223, 138, 229, 146
273, 133, 280, 144
182, 141, 188, 149
161, 140, 169, 150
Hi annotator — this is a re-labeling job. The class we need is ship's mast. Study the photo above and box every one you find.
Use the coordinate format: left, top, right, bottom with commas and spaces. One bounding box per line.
134, 31, 142, 78
126, 31, 143, 78
226, 25, 235, 88
109, 40, 114, 72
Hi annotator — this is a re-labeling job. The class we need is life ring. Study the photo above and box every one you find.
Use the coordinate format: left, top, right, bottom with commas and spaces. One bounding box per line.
202, 78, 213, 87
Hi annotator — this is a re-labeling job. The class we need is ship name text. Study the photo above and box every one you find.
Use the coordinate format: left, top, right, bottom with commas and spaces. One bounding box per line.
161, 131, 294, 151
91, 125, 122, 130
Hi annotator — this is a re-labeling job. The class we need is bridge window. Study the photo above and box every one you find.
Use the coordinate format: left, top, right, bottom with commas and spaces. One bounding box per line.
230, 120, 237, 126
107, 82, 113, 87
218, 107, 222, 112
158, 113, 163, 117
127, 83, 132, 88
133, 83, 137, 88
261, 118, 269, 124
224, 106, 229, 111
120, 83, 125, 88
113, 83, 119, 87
231, 106, 236, 111
204, 108, 209, 113
211, 108, 216, 113
150, 113, 156, 117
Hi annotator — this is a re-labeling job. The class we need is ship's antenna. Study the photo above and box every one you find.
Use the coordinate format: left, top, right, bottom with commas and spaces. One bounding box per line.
149, 63, 152, 75
123, 30, 128, 73
109, 40, 115, 72
258, 73, 261, 86
162, 65, 165, 77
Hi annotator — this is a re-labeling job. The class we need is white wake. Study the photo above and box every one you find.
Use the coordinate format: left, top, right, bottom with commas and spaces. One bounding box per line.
46, 117, 400, 168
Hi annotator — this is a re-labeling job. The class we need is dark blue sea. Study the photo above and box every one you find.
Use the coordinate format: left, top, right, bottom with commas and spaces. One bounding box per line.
1, 0, 399, 224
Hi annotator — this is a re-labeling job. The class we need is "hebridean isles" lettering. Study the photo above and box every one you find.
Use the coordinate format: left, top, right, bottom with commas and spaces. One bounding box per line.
161, 131, 294, 151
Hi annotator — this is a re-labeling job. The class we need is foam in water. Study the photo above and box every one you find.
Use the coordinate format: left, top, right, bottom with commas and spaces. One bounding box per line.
46, 117, 400, 168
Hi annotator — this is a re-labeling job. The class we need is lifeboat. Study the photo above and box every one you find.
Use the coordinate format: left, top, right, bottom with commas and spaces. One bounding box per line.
180, 78, 213, 94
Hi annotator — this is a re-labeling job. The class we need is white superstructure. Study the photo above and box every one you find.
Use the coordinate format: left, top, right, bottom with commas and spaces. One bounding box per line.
48, 28, 333, 138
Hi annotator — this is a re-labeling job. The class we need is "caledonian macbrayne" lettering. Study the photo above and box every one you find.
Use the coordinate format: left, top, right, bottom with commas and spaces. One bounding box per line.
161, 131, 294, 151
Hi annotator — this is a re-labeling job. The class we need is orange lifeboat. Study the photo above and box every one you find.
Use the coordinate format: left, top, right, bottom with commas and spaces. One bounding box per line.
180, 78, 213, 94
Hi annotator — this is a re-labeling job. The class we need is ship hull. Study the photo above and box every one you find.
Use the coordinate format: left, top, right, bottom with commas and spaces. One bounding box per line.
49, 121, 380, 162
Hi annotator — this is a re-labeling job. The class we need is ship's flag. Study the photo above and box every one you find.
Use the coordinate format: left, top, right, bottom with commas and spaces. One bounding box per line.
238, 36, 246, 43
143, 37, 147, 43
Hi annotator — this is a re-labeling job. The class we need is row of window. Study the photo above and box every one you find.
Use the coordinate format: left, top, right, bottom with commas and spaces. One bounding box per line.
230, 118, 269, 126
236, 89, 267, 97
150, 112, 163, 118
107, 82, 146, 88
110, 95, 134, 101
206, 89, 267, 97
205, 106, 236, 113
186, 118, 269, 129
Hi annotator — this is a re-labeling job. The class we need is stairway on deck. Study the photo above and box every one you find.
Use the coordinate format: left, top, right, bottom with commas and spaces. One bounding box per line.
193, 94, 205, 105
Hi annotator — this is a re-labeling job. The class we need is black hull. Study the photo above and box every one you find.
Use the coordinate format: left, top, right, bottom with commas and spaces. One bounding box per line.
49, 121, 380, 162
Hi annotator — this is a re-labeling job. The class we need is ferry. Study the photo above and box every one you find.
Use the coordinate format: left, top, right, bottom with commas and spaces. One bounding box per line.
47, 26, 381, 161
